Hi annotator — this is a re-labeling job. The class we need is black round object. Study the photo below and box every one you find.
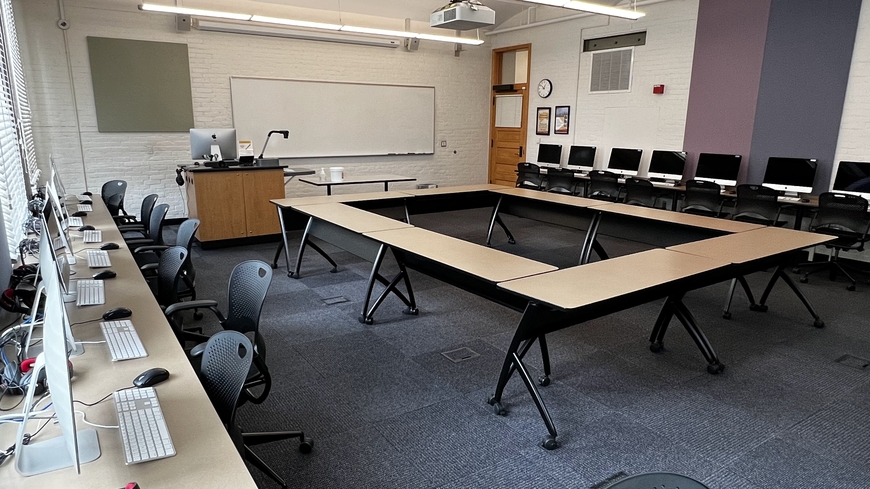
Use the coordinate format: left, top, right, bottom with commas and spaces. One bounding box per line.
606, 473, 710, 489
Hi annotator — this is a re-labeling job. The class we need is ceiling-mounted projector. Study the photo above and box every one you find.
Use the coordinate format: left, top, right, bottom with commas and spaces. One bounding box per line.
431, 1, 495, 30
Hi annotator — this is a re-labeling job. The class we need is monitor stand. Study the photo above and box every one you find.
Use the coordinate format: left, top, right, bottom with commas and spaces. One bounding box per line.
782, 190, 799, 198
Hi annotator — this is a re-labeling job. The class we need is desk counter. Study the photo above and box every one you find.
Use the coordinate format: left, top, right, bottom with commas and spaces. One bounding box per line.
594, 203, 765, 234
667, 226, 834, 264
292, 203, 412, 234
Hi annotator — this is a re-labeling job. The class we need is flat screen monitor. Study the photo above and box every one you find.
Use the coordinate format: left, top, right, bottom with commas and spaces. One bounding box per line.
648, 150, 686, 182
607, 148, 643, 176
44, 184, 76, 265
762, 157, 817, 195
190, 128, 238, 161
695, 153, 742, 187
832, 161, 870, 200
566, 145, 596, 172
536, 144, 562, 169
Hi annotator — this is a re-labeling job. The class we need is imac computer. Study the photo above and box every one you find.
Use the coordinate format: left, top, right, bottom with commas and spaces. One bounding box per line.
536, 144, 562, 169
190, 128, 238, 162
566, 145, 596, 173
606, 148, 643, 176
695, 153, 742, 187
832, 161, 870, 200
762, 157, 817, 196
647, 150, 687, 183
44, 184, 76, 265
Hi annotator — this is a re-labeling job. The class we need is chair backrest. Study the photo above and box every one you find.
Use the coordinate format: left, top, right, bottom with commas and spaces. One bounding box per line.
682, 179, 723, 215
101, 180, 127, 213
105, 193, 124, 217
148, 204, 170, 245
623, 177, 657, 207
156, 246, 188, 307
225, 260, 273, 336
139, 194, 159, 230
588, 170, 620, 201
732, 184, 780, 224
199, 331, 253, 430
544, 168, 576, 194
811, 192, 870, 235
516, 162, 543, 190
176, 218, 201, 250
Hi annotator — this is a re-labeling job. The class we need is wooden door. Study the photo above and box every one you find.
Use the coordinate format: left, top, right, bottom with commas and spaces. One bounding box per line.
489, 45, 531, 187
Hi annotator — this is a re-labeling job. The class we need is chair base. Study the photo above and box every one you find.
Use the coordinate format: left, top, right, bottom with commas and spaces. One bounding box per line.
243, 430, 313, 488
793, 258, 870, 291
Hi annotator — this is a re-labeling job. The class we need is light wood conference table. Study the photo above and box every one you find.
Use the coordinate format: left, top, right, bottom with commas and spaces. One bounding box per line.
0, 197, 256, 488
299, 173, 416, 195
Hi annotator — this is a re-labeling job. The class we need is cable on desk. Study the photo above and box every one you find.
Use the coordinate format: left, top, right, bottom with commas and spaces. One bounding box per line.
69, 317, 104, 327
74, 385, 131, 407
76, 410, 118, 430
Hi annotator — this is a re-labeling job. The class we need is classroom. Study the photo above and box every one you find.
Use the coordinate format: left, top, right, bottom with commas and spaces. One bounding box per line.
1, 0, 870, 487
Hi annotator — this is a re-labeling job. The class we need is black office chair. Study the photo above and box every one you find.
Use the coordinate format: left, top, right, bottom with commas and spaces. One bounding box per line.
681, 179, 726, 217
146, 245, 190, 308
722, 185, 787, 319
516, 162, 544, 190
100, 180, 127, 216
116, 193, 158, 234
198, 330, 312, 489
104, 193, 124, 217
124, 203, 169, 248
792, 192, 870, 291
135, 218, 200, 306
544, 168, 577, 195
623, 177, 658, 207
587, 170, 620, 201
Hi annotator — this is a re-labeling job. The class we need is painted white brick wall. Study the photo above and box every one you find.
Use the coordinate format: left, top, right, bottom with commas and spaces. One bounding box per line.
491, 0, 699, 172
834, 0, 870, 175
14, 0, 492, 218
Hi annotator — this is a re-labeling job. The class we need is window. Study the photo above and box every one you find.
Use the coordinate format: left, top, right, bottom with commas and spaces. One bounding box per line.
589, 47, 634, 93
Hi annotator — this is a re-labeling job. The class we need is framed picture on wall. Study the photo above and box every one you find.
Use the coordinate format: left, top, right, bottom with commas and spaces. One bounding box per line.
554, 106, 570, 134
536, 107, 551, 135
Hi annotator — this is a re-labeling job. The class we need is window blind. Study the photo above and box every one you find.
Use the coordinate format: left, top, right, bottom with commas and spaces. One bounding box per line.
2, 0, 38, 192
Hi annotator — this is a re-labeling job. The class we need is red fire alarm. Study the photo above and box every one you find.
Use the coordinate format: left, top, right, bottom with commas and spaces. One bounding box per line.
653, 84, 665, 94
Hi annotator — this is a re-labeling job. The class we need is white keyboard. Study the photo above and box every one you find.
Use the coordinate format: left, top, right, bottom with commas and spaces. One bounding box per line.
779, 196, 801, 202
101, 320, 147, 361
66, 216, 83, 227
114, 387, 176, 464
76, 194, 91, 202
86, 249, 112, 268
83, 230, 102, 243
76, 279, 105, 306
77, 203, 92, 212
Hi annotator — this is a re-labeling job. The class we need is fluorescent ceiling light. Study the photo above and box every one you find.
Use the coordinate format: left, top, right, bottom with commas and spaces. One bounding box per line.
139, 4, 483, 46
197, 20, 399, 48
523, 0, 645, 19
138, 3, 251, 21
251, 15, 342, 31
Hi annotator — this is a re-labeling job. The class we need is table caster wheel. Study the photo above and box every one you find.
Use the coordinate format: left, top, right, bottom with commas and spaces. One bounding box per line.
538, 375, 550, 387
299, 438, 314, 454
508, 237, 516, 245
792, 267, 801, 274
649, 342, 663, 353
403, 307, 419, 316
813, 319, 825, 328
487, 396, 506, 416
750, 304, 768, 313
358, 316, 374, 325
707, 363, 725, 375
288, 271, 297, 278
722, 311, 731, 320
330, 267, 338, 273
799, 277, 808, 284
541, 435, 558, 450
847, 284, 856, 291
270, 263, 278, 269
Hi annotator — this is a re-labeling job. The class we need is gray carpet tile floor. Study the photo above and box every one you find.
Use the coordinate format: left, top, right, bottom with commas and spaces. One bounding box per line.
172, 205, 870, 488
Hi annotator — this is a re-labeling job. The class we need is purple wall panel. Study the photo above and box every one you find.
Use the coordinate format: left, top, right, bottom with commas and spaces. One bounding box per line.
683, 0, 772, 182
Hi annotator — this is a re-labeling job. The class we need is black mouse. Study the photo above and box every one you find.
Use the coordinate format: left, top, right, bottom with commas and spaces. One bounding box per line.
102, 307, 132, 320
93, 270, 116, 280
72, 211, 87, 217
79, 199, 93, 205
78, 225, 95, 231
133, 368, 170, 388
82, 191, 93, 196
100, 242, 120, 250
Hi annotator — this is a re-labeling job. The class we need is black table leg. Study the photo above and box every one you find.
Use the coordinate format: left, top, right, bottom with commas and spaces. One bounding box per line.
754, 265, 824, 328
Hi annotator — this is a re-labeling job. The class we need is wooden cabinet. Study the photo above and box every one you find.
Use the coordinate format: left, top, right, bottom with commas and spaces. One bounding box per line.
186, 167, 285, 243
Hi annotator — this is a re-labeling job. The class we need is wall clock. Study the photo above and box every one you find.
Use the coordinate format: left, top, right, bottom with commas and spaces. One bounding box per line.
537, 78, 553, 98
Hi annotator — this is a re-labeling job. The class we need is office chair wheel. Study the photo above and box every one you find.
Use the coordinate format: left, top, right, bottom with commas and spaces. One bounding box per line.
487, 396, 507, 416
403, 307, 419, 316
722, 312, 731, 320
706, 363, 725, 375
508, 237, 516, 245
813, 319, 825, 328
287, 271, 296, 278
792, 267, 801, 274
358, 315, 374, 325
749, 304, 768, 313
799, 275, 809, 283
538, 375, 550, 387
193, 311, 203, 320
541, 435, 558, 450
270, 262, 278, 269
329, 266, 338, 273
299, 438, 314, 454
847, 284, 856, 291
649, 341, 663, 353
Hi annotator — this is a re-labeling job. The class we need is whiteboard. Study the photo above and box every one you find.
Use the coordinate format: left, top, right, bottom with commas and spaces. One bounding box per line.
230, 77, 435, 158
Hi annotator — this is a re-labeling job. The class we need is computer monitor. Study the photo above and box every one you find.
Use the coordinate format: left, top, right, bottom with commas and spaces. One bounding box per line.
44, 184, 76, 265
695, 153, 742, 187
49, 156, 67, 198
648, 150, 687, 182
190, 128, 238, 161
762, 157, 817, 195
14, 232, 100, 476
832, 161, 870, 200
536, 144, 562, 169
566, 145, 596, 172
607, 148, 643, 176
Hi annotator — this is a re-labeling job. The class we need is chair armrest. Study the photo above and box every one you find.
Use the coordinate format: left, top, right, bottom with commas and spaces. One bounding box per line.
124, 238, 154, 247
189, 342, 207, 358
164, 299, 223, 320
117, 224, 145, 232
113, 215, 138, 224
133, 245, 169, 254
140, 263, 158, 272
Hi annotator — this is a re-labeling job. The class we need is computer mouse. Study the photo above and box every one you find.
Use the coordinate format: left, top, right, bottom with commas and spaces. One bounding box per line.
133, 368, 170, 388
72, 211, 88, 217
78, 225, 95, 231
102, 307, 132, 320
100, 242, 120, 250
93, 270, 117, 280
82, 191, 93, 196
79, 199, 93, 205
